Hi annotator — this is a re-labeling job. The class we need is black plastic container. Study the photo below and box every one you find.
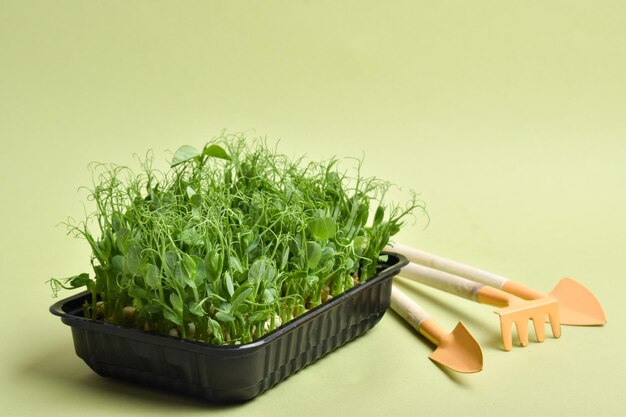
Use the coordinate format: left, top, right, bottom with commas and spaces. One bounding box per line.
50, 253, 407, 402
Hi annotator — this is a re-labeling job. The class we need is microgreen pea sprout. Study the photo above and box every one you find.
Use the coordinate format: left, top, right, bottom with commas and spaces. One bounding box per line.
48, 133, 424, 345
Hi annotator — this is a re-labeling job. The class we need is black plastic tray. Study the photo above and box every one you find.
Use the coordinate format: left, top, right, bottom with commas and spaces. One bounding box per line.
50, 253, 407, 402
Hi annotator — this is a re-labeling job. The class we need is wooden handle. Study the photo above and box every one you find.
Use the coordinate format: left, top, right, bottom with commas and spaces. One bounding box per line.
390, 284, 445, 345
388, 242, 510, 289
390, 284, 430, 329
399, 262, 484, 302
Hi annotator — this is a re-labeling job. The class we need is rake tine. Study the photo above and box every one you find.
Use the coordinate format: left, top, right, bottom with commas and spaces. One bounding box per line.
493, 297, 560, 350
548, 309, 561, 338
516, 320, 530, 347
533, 316, 546, 342
499, 316, 514, 352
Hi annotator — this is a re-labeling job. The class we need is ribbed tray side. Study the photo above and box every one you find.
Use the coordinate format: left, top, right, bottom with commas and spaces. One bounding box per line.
53, 254, 403, 403
256, 274, 393, 398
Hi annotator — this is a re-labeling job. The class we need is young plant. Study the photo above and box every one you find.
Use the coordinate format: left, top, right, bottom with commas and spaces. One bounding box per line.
49, 134, 424, 345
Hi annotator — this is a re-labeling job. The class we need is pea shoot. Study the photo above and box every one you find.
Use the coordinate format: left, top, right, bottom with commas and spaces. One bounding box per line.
49, 134, 423, 345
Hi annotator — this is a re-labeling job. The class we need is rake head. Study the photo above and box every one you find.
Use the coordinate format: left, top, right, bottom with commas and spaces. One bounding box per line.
494, 297, 561, 351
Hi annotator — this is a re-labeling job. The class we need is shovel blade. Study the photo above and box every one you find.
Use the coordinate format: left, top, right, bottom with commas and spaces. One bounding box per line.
428, 322, 483, 373
548, 278, 606, 326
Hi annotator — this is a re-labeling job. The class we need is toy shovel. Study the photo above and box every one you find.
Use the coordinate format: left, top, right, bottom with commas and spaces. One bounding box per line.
389, 243, 606, 326
390, 284, 483, 373
398, 262, 561, 351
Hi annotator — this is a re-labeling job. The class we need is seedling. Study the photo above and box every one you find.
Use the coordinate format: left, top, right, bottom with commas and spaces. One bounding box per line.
48, 134, 422, 345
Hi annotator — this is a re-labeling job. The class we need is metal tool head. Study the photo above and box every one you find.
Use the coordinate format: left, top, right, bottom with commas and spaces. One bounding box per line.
428, 322, 483, 373
494, 297, 561, 351
549, 278, 606, 326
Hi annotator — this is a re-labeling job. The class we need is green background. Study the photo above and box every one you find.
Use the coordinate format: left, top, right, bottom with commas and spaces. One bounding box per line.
2, 1, 625, 416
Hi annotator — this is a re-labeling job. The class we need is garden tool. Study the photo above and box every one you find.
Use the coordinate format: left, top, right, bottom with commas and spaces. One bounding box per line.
390, 283, 483, 373
397, 262, 561, 351
388, 243, 606, 326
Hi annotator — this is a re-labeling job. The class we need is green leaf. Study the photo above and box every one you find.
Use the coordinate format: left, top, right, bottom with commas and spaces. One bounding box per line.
174, 258, 196, 289
203, 144, 231, 161
248, 258, 266, 284
69, 272, 91, 288
353, 235, 366, 249
207, 250, 221, 274
207, 318, 223, 342
248, 309, 272, 323
116, 228, 130, 253
169, 292, 183, 312
163, 308, 181, 326
189, 300, 206, 316
207, 292, 227, 303
128, 286, 148, 299
280, 245, 290, 270
173, 262, 185, 288
97, 236, 112, 260
344, 257, 355, 271
229, 254, 243, 273
171, 145, 200, 167
191, 255, 207, 284
132, 297, 145, 311
164, 251, 179, 272
224, 271, 235, 297
231, 286, 252, 307
355, 200, 370, 227
47, 273, 91, 297
320, 245, 335, 263
248, 258, 276, 284
215, 310, 235, 323
126, 245, 142, 276
263, 288, 277, 304
189, 193, 202, 208
143, 263, 160, 290
308, 216, 337, 240
306, 274, 319, 287
111, 255, 126, 275
246, 234, 261, 254
143, 301, 163, 314
181, 252, 196, 278
373, 205, 385, 226
265, 264, 277, 283
306, 241, 322, 269
179, 228, 204, 247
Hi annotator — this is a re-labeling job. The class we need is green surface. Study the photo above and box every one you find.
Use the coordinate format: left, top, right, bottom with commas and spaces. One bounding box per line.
1, 1, 625, 416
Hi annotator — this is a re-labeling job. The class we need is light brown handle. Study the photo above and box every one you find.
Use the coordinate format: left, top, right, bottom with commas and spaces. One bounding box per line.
389, 242, 546, 299
390, 285, 446, 346
400, 262, 484, 302
399, 262, 519, 308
